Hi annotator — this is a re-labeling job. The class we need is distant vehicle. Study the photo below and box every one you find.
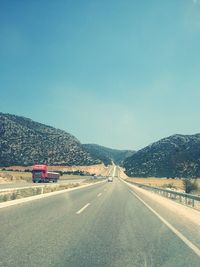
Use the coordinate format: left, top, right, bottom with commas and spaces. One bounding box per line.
32, 164, 60, 183
108, 177, 113, 182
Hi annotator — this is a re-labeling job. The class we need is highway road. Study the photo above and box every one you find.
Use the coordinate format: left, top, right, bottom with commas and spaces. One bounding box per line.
0, 167, 199, 267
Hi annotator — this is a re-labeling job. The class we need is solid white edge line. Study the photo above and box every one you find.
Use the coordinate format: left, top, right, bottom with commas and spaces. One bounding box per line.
121, 177, 200, 258
76, 203, 90, 214
129, 189, 200, 257
0, 180, 106, 209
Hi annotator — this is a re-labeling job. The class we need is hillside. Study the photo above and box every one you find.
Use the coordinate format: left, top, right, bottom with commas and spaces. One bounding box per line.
82, 144, 135, 166
124, 134, 200, 178
0, 113, 101, 166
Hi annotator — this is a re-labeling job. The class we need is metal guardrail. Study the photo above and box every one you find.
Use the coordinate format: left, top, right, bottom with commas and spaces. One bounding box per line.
129, 181, 200, 210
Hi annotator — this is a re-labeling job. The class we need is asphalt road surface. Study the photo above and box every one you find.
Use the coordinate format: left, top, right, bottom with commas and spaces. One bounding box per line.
0, 170, 199, 267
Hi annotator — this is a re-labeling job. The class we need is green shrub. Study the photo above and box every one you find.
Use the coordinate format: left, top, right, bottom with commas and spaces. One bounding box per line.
183, 179, 198, 194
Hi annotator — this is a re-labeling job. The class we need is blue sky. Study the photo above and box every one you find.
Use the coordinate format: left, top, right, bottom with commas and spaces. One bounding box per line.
0, 0, 200, 150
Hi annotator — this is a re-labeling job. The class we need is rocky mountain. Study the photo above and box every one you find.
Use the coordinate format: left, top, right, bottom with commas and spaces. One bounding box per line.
0, 113, 101, 166
82, 144, 135, 166
124, 134, 200, 178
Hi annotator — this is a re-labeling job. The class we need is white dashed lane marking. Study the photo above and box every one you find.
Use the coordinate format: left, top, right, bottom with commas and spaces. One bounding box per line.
76, 203, 91, 214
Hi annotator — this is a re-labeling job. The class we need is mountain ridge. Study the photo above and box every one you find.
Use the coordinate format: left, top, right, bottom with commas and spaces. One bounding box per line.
124, 134, 200, 178
82, 143, 135, 166
0, 113, 101, 166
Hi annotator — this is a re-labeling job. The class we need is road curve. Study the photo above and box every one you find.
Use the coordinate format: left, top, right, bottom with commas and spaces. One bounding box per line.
0, 177, 199, 267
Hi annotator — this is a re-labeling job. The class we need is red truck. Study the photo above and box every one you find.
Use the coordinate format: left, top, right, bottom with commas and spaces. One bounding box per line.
32, 164, 60, 183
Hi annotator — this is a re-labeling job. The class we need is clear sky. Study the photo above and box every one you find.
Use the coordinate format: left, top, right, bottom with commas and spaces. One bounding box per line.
0, 0, 200, 150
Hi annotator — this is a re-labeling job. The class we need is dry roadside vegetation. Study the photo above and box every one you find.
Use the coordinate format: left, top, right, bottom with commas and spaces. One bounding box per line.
118, 167, 128, 179
0, 182, 90, 203
0, 171, 31, 183
60, 164, 110, 176
0, 171, 89, 183
3, 164, 111, 175
0, 164, 111, 183
125, 177, 200, 195
119, 167, 200, 196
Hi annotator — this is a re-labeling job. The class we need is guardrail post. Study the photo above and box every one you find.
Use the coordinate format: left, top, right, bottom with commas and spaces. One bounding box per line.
192, 199, 194, 207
